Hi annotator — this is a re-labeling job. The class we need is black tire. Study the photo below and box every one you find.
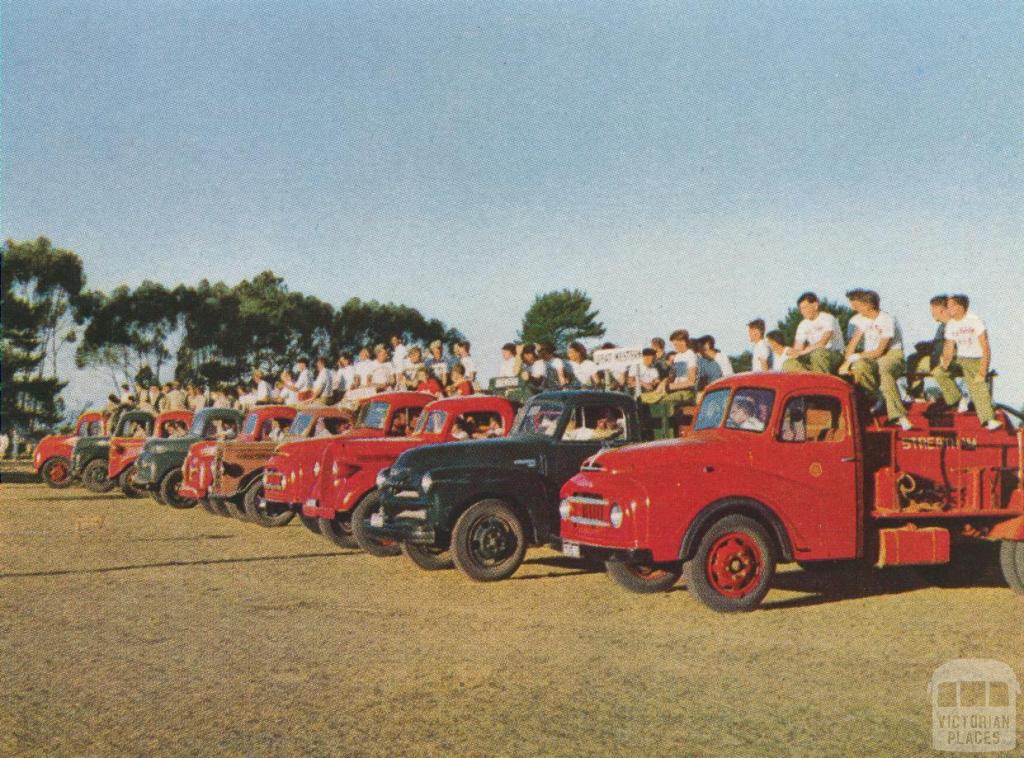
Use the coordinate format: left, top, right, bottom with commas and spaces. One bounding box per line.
351, 491, 401, 557
160, 469, 194, 509
82, 458, 115, 494
150, 489, 166, 506
999, 541, 1024, 595
224, 497, 250, 521
684, 515, 777, 612
200, 498, 220, 515
401, 542, 454, 571
40, 456, 74, 489
118, 464, 145, 498
299, 514, 321, 534
606, 559, 682, 593
318, 513, 358, 548
451, 499, 527, 582
243, 481, 295, 527
206, 496, 231, 516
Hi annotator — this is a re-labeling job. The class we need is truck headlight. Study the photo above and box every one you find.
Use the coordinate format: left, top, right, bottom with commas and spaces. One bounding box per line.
609, 503, 624, 528
375, 468, 390, 488
559, 499, 572, 520
420, 472, 433, 492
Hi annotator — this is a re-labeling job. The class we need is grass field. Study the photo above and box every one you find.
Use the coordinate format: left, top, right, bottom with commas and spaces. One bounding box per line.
2, 461, 1021, 756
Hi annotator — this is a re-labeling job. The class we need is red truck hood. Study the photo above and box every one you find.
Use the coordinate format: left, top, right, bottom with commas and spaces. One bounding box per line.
586, 434, 723, 475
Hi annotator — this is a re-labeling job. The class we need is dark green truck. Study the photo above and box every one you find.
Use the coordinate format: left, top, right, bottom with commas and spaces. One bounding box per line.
70, 410, 155, 493
364, 389, 686, 582
133, 407, 243, 507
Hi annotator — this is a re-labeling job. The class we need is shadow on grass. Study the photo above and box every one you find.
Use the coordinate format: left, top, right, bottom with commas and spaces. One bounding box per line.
0, 550, 360, 579
20, 494, 124, 502
508, 554, 606, 580
0, 470, 43, 484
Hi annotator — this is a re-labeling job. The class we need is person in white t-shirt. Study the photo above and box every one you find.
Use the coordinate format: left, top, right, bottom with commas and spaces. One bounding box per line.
699, 335, 734, 378
842, 289, 911, 429
293, 358, 314, 401
765, 330, 793, 372
334, 353, 357, 397
783, 292, 845, 374
498, 343, 521, 378
932, 294, 999, 428
663, 329, 699, 403
567, 342, 598, 387
370, 345, 396, 390
389, 335, 408, 376
628, 349, 663, 393
454, 340, 477, 386
309, 357, 332, 404
519, 345, 547, 390
252, 369, 273, 405
354, 347, 375, 389
748, 319, 772, 372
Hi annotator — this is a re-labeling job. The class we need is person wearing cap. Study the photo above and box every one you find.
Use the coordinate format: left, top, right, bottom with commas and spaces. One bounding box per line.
783, 292, 845, 374
932, 294, 1000, 430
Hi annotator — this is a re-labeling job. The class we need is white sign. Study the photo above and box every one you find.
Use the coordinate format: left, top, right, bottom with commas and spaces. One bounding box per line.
592, 347, 643, 370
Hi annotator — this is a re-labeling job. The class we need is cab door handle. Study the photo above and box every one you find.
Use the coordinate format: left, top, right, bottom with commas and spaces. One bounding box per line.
840, 456, 858, 463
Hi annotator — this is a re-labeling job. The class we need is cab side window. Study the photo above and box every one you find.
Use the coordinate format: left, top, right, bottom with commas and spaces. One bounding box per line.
778, 395, 846, 443
561, 405, 626, 442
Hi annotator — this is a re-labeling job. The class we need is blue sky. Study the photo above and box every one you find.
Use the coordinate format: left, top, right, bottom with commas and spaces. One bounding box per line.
3, 1, 1022, 411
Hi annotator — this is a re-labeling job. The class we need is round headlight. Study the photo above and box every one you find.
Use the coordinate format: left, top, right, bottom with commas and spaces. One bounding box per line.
420, 472, 433, 492
313, 461, 321, 476
375, 468, 390, 488
558, 499, 572, 520
609, 503, 624, 528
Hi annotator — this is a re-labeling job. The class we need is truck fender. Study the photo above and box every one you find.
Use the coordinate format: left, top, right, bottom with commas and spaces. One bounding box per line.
434, 466, 551, 545
237, 467, 265, 495
988, 515, 1024, 541
679, 497, 795, 563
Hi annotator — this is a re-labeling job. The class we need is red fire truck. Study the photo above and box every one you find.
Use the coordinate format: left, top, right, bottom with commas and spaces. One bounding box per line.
33, 411, 103, 488
558, 372, 1024, 612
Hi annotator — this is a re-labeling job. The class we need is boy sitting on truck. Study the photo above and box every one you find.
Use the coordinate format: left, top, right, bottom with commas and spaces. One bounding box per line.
783, 292, 845, 374
932, 294, 1001, 430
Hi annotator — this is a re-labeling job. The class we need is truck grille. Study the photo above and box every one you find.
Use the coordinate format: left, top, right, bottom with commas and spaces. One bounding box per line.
568, 494, 609, 526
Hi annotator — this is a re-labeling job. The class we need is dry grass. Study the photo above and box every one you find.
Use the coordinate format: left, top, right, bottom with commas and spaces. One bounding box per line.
2, 462, 1022, 756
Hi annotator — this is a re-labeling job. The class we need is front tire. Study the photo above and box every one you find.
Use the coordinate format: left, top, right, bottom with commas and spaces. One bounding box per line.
82, 458, 115, 493
118, 464, 145, 498
684, 515, 777, 612
160, 469, 194, 509
606, 559, 682, 593
299, 514, 321, 534
401, 542, 454, 571
41, 457, 73, 488
352, 492, 401, 557
243, 481, 295, 527
451, 499, 527, 582
1000, 541, 1024, 595
205, 496, 231, 516
318, 513, 358, 548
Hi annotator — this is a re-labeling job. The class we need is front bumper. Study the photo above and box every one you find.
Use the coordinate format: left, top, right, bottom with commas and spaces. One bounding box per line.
558, 538, 654, 564
132, 457, 159, 486
362, 517, 437, 546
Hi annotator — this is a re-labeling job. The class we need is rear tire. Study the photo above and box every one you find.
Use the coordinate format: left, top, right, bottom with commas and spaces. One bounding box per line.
150, 489, 166, 506
118, 464, 145, 498
684, 515, 777, 612
318, 514, 358, 548
606, 559, 682, 593
160, 469, 194, 509
41, 457, 73, 488
200, 498, 220, 515
351, 491, 401, 557
299, 514, 321, 534
206, 496, 231, 516
243, 481, 295, 527
451, 499, 527, 582
224, 497, 250, 521
401, 542, 453, 571
82, 458, 115, 493
1000, 541, 1024, 595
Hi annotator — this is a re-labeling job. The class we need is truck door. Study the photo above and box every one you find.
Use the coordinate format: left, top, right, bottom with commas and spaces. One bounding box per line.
774, 392, 859, 559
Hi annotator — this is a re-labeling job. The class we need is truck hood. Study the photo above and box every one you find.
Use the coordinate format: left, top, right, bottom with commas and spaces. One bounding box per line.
142, 434, 201, 456
73, 435, 110, 455
391, 436, 546, 478
586, 434, 724, 474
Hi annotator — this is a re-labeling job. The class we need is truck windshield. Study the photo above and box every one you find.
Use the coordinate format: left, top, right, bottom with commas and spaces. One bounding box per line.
514, 402, 565, 437
694, 389, 730, 431
416, 410, 447, 435
358, 401, 389, 430
289, 413, 314, 436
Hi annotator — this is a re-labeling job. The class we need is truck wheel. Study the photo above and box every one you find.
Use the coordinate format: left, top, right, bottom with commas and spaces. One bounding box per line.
82, 459, 116, 493
299, 514, 321, 534
352, 492, 401, 557
160, 469, 194, 509
451, 499, 527, 582
999, 541, 1024, 595
318, 514, 358, 548
205, 496, 230, 516
118, 465, 145, 498
224, 498, 251, 522
41, 457, 73, 488
150, 489, 166, 506
606, 559, 682, 593
200, 498, 220, 515
684, 515, 777, 612
243, 481, 295, 527
401, 543, 454, 571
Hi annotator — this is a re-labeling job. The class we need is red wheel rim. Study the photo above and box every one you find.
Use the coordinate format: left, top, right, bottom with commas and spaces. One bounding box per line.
49, 462, 68, 482
705, 531, 763, 598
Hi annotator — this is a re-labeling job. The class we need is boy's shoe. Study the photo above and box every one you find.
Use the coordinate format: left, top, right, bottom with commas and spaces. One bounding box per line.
957, 396, 970, 413
984, 420, 1002, 431
897, 416, 915, 431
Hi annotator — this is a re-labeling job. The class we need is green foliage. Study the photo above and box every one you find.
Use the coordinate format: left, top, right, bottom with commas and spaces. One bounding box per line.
519, 289, 605, 353
777, 298, 855, 346
1, 237, 85, 433
729, 351, 753, 373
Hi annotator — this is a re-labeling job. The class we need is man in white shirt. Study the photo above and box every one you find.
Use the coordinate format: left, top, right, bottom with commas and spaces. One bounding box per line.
454, 340, 477, 385
498, 343, 520, 378
842, 289, 910, 429
519, 345, 547, 390
310, 357, 332, 404
354, 347, 375, 389
783, 292, 845, 374
932, 294, 999, 429
334, 353, 356, 397
293, 358, 313, 400
748, 319, 771, 372
252, 369, 272, 405
700, 335, 734, 378
370, 345, 396, 390
663, 329, 699, 404
390, 335, 408, 375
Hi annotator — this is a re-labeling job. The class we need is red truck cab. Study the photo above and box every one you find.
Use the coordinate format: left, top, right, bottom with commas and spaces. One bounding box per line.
263, 392, 435, 531
304, 395, 518, 551
108, 410, 194, 497
34, 411, 103, 488
179, 405, 298, 507
559, 372, 1024, 612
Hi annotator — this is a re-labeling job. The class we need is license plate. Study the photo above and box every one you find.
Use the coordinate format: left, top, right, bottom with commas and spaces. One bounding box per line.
370, 512, 384, 528
562, 541, 581, 559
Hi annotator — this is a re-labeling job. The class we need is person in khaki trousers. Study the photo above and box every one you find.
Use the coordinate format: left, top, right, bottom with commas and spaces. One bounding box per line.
931, 294, 1001, 430
841, 289, 910, 430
